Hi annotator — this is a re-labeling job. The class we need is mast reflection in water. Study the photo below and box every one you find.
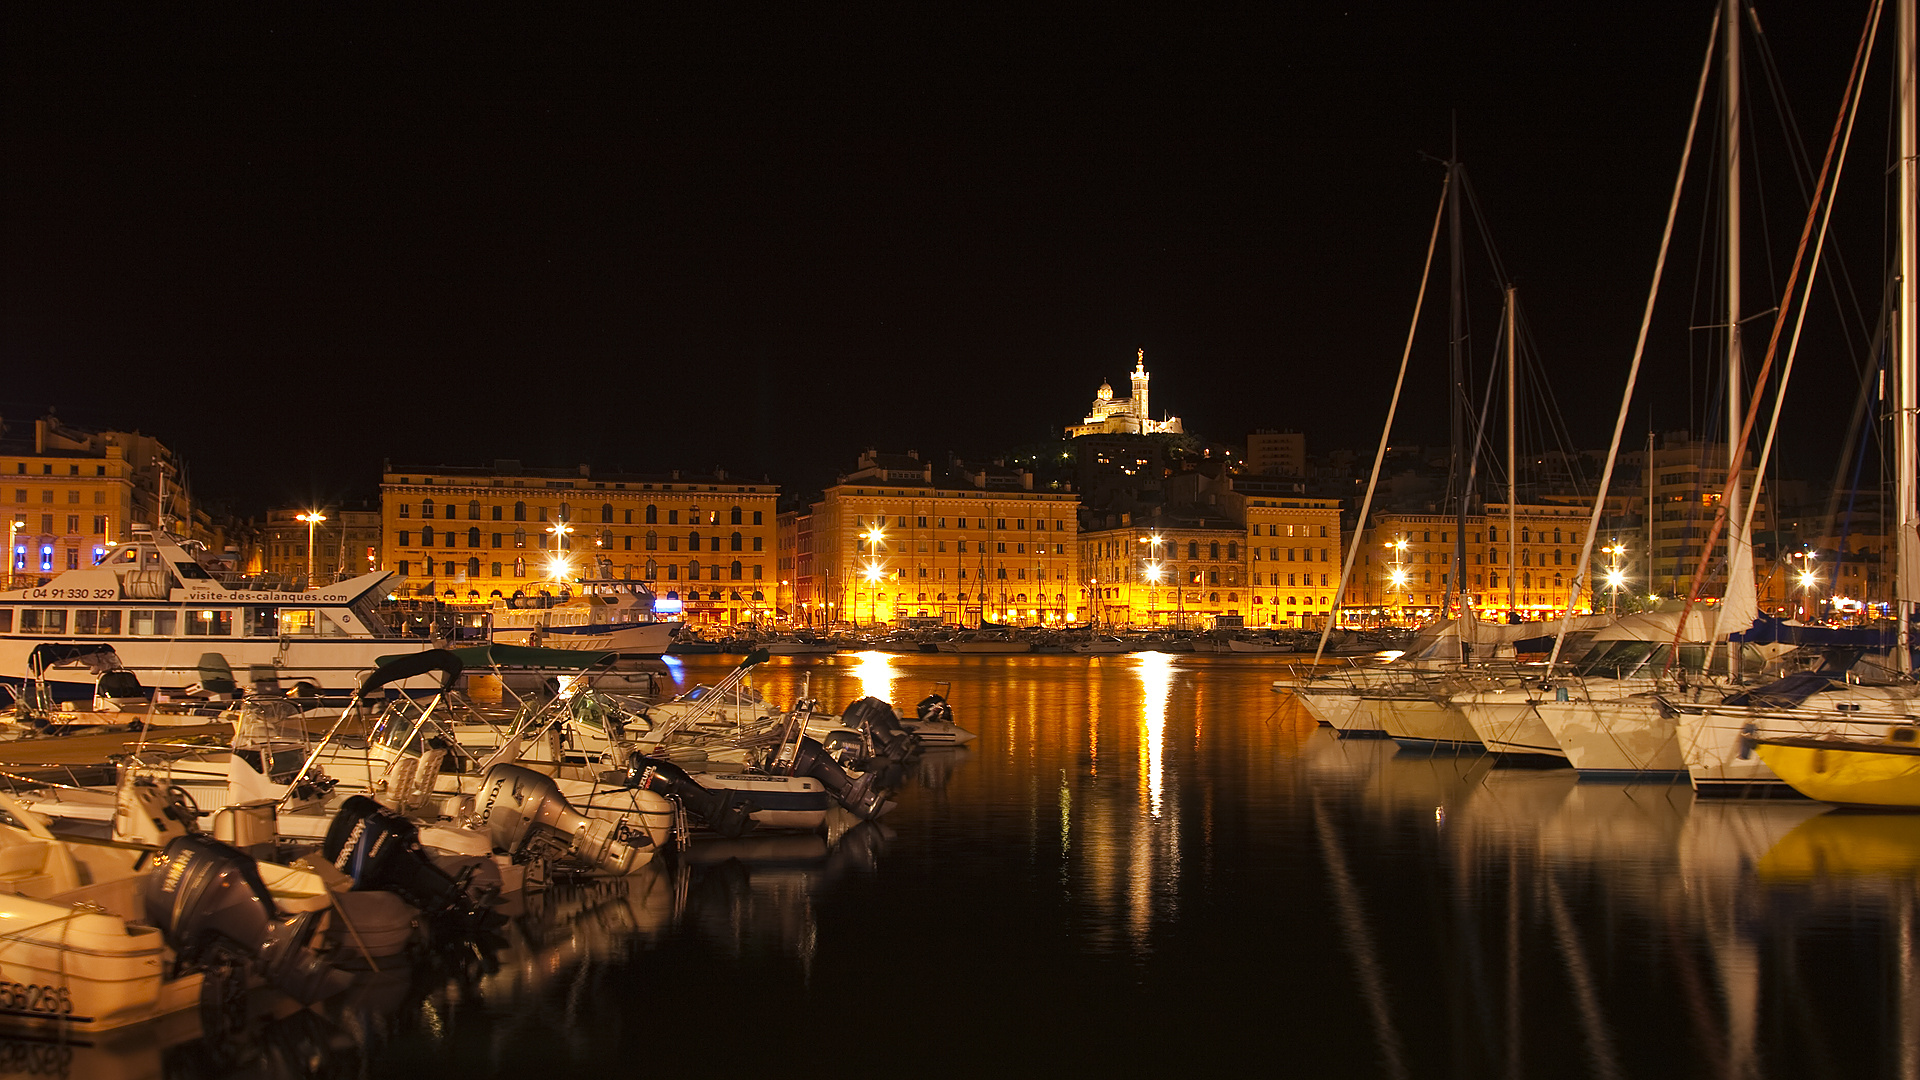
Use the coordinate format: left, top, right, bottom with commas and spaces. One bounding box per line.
33, 654, 1917, 1078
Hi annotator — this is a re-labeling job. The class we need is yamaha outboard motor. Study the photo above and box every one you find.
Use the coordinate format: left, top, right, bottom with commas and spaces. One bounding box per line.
838, 697, 920, 790
788, 737, 889, 820
143, 835, 348, 1005
322, 796, 492, 933
624, 757, 757, 838
470, 763, 653, 875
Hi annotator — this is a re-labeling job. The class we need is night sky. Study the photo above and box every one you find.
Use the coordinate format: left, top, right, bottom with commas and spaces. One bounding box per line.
0, 4, 1892, 513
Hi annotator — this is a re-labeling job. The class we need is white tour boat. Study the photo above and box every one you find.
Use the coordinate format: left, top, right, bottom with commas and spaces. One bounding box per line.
0, 527, 433, 705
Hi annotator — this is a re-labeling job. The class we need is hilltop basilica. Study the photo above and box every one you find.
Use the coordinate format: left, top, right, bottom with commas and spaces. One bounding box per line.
1065, 350, 1184, 437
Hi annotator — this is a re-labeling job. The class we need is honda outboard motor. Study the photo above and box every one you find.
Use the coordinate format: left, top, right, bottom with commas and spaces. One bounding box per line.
322, 796, 492, 932
787, 737, 888, 820
470, 763, 652, 875
624, 757, 757, 838
143, 835, 348, 1005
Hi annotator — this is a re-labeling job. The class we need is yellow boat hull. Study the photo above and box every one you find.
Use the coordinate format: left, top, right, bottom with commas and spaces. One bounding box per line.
1754, 741, 1920, 808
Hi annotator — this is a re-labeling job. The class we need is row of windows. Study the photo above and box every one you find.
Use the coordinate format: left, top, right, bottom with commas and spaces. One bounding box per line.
853, 515, 1069, 532
398, 500, 766, 526
12, 544, 105, 572
882, 567, 1068, 580
1251, 547, 1330, 563
395, 528, 767, 553
1249, 524, 1333, 537
1397, 526, 1579, 545
394, 558, 768, 582
8, 464, 110, 477
7, 490, 109, 505
874, 541, 1068, 556
4, 515, 110, 536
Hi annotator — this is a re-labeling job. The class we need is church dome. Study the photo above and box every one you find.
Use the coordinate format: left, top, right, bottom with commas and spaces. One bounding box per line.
1096, 381, 1113, 400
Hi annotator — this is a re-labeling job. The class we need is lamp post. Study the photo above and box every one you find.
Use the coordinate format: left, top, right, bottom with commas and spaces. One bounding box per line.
862, 522, 886, 627
1139, 533, 1164, 628
546, 517, 574, 582
1387, 536, 1410, 625
6, 519, 22, 589
297, 511, 326, 588
1793, 550, 1819, 621
1602, 540, 1627, 616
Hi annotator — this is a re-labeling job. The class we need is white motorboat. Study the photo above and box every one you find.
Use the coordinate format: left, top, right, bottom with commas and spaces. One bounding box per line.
1070, 636, 1130, 655
490, 578, 679, 657
0, 527, 432, 706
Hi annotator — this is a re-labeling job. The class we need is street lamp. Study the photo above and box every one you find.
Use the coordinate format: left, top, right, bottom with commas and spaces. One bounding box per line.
5, 519, 22, 589
546, 518, 574, 586
1387, 536, 1410, 624
297, 511, 326, 588
1139, 533, 1164, 628
1602, 539, 1627, 616
862, 559, 885, 627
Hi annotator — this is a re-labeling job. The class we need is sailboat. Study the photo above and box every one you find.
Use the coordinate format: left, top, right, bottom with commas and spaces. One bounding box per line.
1671, 0, 1916, 796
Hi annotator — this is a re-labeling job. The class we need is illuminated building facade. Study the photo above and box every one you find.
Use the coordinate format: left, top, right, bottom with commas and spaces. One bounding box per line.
1080, 518, 1248, 628
1078, 494, 1343, 628
259, 506, 383, 586
1344, 504, 1595, 620
1236, 494, 1343, 625
1066, 351, 1184, 437
381, 462, 778, 625
0, 414, 197, 587
791, 451, 1080, 626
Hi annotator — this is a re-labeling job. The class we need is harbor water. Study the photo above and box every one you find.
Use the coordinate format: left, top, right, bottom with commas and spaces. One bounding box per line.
40, 652, 1917, 1078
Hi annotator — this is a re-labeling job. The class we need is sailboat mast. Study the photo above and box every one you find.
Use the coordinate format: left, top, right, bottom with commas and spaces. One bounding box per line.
1723, 0, 1746, 602
1448, 157, 1469, 631
1506, 287, 1518, 614
1899, 0, 1917, 672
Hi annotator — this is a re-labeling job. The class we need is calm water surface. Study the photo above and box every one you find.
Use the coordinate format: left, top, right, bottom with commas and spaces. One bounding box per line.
49, 654, 1920, 1077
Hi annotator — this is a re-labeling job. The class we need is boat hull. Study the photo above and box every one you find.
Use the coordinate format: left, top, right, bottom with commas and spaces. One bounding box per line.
1753, 739, 1920, 807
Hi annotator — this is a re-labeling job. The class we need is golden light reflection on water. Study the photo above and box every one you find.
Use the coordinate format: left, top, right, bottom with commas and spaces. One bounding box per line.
1136, 651, 1172, 818
848, 649, 897, 705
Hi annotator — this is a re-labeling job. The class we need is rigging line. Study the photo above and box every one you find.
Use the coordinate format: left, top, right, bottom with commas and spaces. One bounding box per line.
1670, 0, 1884, 669
1316, 174, 1449, 665
1546, 6, 1721, 675
1736, 0, 1883, 588
1752, 2, 1878, 374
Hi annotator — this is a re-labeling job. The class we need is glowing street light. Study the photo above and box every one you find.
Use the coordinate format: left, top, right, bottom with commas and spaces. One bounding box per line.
6, 519, 23, 588
297, 511, 326, 587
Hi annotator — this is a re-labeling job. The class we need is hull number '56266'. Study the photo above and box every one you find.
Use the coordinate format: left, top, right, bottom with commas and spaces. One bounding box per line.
0, 981, 72, 1015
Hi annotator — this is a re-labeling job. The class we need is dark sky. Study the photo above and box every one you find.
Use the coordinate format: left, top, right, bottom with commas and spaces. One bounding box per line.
0, 3, 1893, 513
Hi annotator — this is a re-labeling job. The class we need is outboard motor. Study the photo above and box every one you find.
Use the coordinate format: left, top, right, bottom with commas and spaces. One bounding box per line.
787, 737, 889, 820
916, 694, 953, 727
623, 756, 757, 839
322, 796, 492, 932
143, 835, 348, 1005
469, 763, 652, 876
838, 697, 920, 790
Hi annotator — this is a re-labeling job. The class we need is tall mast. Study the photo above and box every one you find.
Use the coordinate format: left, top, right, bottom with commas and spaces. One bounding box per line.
1723, 0, 1746, 604
1899, 0, 1917, 672
1506, 287, 1518, 614
1448, 155, 1469, 638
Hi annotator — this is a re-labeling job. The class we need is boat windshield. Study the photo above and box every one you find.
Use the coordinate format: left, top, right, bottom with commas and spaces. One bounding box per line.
1576, 639, 1767, 678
